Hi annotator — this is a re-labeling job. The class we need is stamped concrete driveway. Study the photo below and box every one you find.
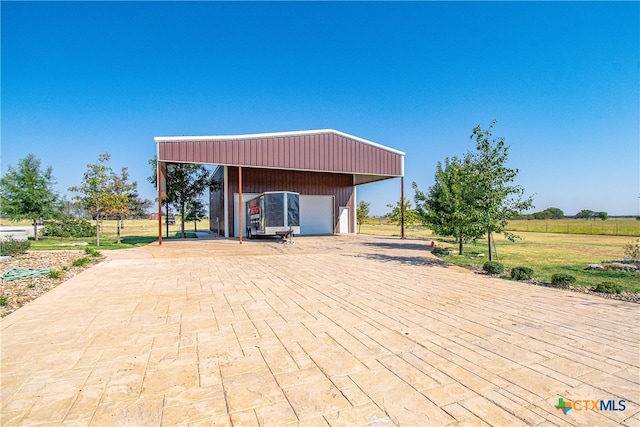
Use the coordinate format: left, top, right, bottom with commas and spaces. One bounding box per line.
1, 235, 638, 426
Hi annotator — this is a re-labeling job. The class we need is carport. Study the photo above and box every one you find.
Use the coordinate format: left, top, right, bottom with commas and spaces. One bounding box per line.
154, 129, 406, 243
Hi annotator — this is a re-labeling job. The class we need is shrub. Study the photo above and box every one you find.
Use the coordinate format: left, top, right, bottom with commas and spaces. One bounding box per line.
623, 239, 640, 264
72, 257, 92, 267
551, 273, 576, 287
48, 269, 62, 279
0, 295, 7, 306
41, 216, 95, 238
511, 266, 534, 281
594, 281, 622, 294
483, 261, 504, 275
0, 238, 31, 256
84, 247, 101, 257
432, 247, 451, 256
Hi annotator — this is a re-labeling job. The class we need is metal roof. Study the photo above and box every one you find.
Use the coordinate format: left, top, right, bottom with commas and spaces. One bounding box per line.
155, 129, 404, 184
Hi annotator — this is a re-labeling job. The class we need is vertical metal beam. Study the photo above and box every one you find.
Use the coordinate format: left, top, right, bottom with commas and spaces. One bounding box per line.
238, 166, 243, 244
223, 166, 229, 237
352, 184, 357, 234
157, 160, 163, 245
401, 176, 405, 239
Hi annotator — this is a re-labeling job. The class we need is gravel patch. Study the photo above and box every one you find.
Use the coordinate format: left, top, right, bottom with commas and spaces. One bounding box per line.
0, 250, 103, 317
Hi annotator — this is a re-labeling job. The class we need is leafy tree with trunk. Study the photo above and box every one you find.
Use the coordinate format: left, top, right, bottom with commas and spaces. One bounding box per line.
0, 154, 59, 240
166, 164, 210, 238
185, 198, 207, 232
106, 167, 137, 244
467, 120, 533, 260
356, 200, 370, 233
69, 153, 114, 246
127, 192, 153, 219
413, 156, 484, 255
414, 120, 533, 260
386, 199, 418, 226
148, 157, 220, 238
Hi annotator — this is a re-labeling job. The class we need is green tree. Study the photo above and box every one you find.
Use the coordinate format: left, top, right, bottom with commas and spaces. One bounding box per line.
167, 164, 210, 238
356, 200, 370, 233
0, 154, 59, 240
468, 120, 533, 260
58, 195, 86, 218
106, 167, 137, 244
386, 199, 417, 226
127, 192, 153, 219
69, 153, 113, 246
185, 198, 207, 232
546, 207, 565, 219
532, 207, 564, 219
413, 156, 484, 255
575, 209, 596, 220
598, 211, 608, 221
149, 157, 220, 238
624, 238, 640, 264
527, 207, 565, 219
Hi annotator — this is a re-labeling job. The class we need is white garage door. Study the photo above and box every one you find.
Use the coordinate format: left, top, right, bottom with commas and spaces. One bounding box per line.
300, 195, 334, 235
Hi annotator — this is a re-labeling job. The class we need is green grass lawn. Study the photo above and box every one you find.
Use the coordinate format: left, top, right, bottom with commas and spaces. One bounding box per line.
360, 223, 640, 293
3, 218, 209, 251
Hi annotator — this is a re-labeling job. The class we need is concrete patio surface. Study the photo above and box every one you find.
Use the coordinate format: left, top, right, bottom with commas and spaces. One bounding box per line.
1, 235, 638, 426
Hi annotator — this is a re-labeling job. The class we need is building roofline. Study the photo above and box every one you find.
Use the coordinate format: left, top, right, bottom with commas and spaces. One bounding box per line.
154, 129, 405, 156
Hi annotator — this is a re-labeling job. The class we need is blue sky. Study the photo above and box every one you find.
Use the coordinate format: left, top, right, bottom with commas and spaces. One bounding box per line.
2, 1, 639, 216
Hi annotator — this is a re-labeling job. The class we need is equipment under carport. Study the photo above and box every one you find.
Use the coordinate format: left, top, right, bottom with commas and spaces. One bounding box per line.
246, 191, 300, 240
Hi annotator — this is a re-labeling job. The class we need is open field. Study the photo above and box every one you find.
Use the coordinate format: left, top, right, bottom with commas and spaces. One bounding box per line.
506, 218, 640, 236
360, 223, 640, 294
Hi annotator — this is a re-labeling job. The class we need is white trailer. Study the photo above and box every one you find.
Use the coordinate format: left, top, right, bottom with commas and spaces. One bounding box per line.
246, 191, 300, 239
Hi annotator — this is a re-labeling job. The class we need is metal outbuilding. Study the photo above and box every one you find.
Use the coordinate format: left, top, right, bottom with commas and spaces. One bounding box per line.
154, 129, 405, 243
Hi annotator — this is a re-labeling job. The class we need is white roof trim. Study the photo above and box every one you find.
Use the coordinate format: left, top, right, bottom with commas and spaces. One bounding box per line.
154, 129, 405, 156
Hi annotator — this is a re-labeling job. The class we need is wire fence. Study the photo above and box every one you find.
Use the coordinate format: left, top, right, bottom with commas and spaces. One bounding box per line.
505, 220, 640, 237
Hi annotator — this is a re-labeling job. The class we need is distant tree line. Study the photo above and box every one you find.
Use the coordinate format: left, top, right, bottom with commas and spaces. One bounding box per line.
513, 207, 609, 220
